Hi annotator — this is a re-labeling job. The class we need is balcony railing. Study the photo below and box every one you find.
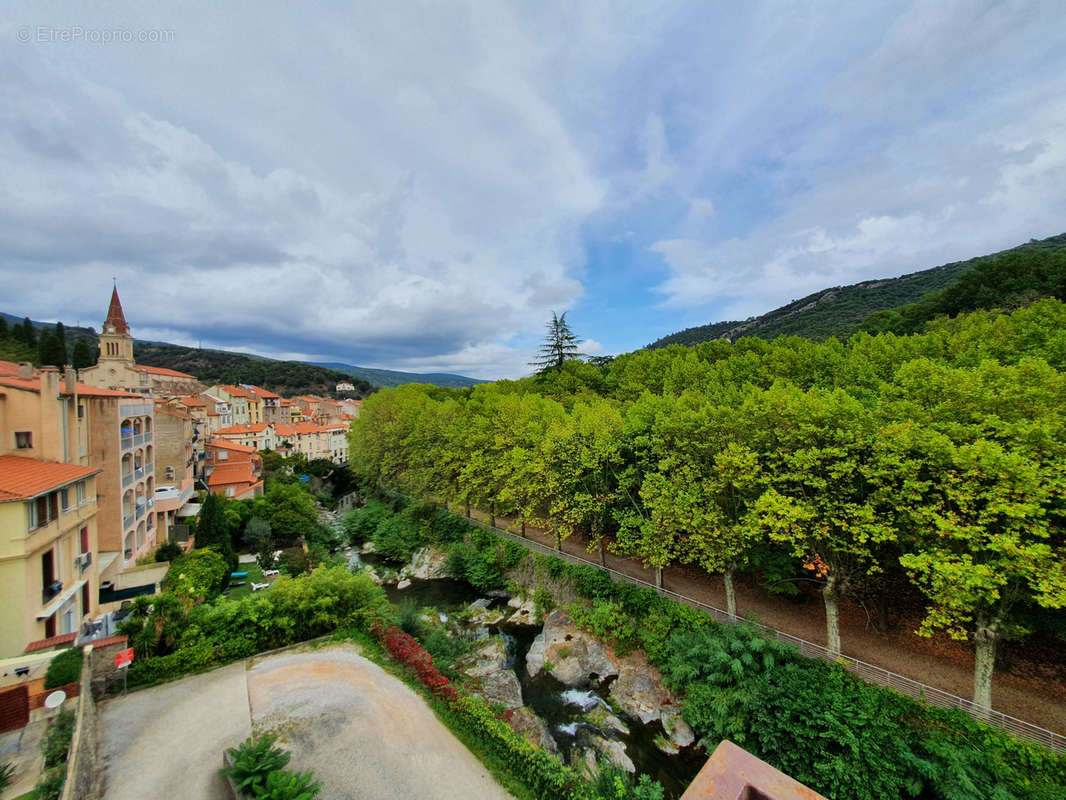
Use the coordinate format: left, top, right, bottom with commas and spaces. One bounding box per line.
123, 513, 134, 530
121, 436, 134, 451
146, 462, 154, 475
135, 503, 146, 519
134, 467, 145, 479
122, 472, 133, 488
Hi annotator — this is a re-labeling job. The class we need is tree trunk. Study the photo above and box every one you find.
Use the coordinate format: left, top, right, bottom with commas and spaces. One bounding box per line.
823, 575, 841, 655
599, 539, 606, 567
489, 501, 495, 528
465, 501, 470, 518
555, 531, 561, 552
655, 566, 664, 589
723, 568, 737, 622
520, 520, 526, 538
973, 621, 998, 714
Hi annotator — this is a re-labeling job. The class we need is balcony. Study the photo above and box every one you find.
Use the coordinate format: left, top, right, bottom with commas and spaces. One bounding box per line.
122, 472, 133, 488
146, 462, 154, 475
135, 502, 146, 520
123, 513, 135, 530
121, 436, 134, 451
135, 467, 145, 480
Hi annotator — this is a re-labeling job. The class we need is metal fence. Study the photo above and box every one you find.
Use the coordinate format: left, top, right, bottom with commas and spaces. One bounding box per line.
462, 514, 1066, 754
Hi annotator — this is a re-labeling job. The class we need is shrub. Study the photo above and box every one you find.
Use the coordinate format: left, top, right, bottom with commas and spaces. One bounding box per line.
34, 765, 65, 800
221, 734, 291, 796
43, 647, 82, 689
42, 710, 75, 769
379, 624, 457, 701
251, 768, 321, 800
372, 511, 427, 562
341, 501, 391, 545
569, 600, 640, 655
0, 762, 15, 791
154, 541, 183, 562
279, 547, 310, 577
163, 548, 229, 607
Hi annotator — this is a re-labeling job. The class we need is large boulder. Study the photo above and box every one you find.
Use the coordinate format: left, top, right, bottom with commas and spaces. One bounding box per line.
525, 609, 617, 687
408, 546, 451, 580
507, 706, 559, 754
577, 731, 635, 773
608, 649, 694, 752
458, 637, 523, 710
506, 595, 541, 626
467, 598, 506, 626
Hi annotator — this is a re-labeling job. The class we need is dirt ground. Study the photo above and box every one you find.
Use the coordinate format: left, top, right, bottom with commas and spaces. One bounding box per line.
98, 643, 514, 800
471, 509, 1066, 736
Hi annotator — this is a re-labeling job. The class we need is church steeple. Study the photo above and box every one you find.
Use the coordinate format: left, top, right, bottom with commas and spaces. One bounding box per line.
99, 285, 134, 362
104, 285, 130, 335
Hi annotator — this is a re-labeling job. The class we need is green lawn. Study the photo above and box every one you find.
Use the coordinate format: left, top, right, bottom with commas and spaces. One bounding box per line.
224, 562, 266, 600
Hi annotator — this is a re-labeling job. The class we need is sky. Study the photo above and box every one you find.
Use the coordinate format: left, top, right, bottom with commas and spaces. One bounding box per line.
2, 1, 1065, 380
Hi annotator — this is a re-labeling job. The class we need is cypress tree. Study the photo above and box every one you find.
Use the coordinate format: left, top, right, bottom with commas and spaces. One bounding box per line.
0, 317, 7, 338
37, 330, 66, 367
21, 318, 35, 346
54, 322, 68, 365
71, 339, 94, 370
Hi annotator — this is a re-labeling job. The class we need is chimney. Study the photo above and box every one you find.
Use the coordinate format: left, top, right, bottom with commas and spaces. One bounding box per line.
64, 366, 77, 395
18, 361, 33, 379
40, 366, 60, 397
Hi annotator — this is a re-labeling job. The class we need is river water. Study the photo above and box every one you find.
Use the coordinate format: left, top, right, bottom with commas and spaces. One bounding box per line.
382, 574, 706, 798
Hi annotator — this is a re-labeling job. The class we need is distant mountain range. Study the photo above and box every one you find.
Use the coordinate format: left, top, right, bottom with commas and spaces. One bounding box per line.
312, 362, 487, 389
647, 233, 1066, 348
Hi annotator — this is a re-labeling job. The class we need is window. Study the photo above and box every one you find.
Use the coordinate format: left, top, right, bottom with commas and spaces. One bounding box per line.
60, 489, 70, 512
77, 404, 85, 420
42, 549, 55, 590
218, 450, 228, 461
15, 431, 32, 449
80, 526, 89, 554
77, 481, 86, 505
30, 493, 59, 529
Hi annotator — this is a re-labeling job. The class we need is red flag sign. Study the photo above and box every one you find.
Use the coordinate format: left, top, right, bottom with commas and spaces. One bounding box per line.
115, 648, 134, 669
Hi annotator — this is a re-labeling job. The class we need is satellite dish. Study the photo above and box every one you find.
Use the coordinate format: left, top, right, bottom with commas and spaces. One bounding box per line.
44, 690, 67, 710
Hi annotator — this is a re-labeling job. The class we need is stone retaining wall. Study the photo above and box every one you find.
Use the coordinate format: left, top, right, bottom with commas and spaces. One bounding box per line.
61, 647, 100, 800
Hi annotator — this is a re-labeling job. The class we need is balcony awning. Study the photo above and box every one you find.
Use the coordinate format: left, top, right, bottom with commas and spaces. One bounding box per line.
177, 502, 201, 517
38, 579, 87, 620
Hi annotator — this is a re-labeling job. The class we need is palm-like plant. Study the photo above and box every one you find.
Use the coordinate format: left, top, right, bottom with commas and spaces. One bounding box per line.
220, 735, 291, 796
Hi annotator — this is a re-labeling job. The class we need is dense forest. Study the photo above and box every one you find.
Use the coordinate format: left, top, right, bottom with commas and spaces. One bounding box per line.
649, 232, 1066, 347
349, 299, 1066, 712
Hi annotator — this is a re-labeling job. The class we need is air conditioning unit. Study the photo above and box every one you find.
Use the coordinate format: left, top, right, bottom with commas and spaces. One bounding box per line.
76, 552, 92, 569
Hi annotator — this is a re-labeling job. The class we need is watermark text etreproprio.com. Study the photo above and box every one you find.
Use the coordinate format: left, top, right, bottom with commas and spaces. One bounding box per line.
16, 26, 175, 44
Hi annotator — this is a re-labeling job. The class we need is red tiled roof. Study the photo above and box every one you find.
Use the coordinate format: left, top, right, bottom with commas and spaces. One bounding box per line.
0, 376, 41, 393
0, 456, 101, 503
0, 360, 24, 377
208, 463, 258, 487
218, 385, 251, 398
214, 423, 269, 435
243, 385, 280, 399
134, 365, 198, 379
206, 440, 256, 454
23, 633, 78, 653
70, 384, 143, 398
104, 286, 130, 334
177, 396, 207, 407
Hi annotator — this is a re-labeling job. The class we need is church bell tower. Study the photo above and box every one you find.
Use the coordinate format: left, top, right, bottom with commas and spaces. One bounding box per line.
99, 286, 134, 363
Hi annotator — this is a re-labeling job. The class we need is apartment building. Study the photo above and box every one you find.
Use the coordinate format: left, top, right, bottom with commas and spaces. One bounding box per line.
204, 441, 263, 499
212, 423, 276, 452
0, 363, 102, 656
207, 385, 256, 425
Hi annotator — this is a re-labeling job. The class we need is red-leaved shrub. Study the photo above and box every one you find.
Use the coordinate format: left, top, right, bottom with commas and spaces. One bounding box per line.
378, 625, 458, 702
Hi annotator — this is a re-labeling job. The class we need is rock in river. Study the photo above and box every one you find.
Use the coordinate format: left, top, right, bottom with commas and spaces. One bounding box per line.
408, 546, 451, 580
525, 609, 617, 687
458, 637, 523, 710
507, 706, 559, 754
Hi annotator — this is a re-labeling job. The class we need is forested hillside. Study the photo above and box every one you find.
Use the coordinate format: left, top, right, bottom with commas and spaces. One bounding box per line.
133, 342, 372, 397
312, 361, 485, 389
349, 299, 1066, 716
649, 232, 1066, 347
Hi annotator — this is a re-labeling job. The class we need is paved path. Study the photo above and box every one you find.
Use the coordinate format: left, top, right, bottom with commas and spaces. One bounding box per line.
98, 662, 251, 800
98, 643, 514, 800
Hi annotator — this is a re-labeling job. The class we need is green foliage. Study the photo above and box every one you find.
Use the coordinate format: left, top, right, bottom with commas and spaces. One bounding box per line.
372, 509, 428, 563
221, 734, 291, 796
71, 337, 94, 369
34, 765, 66, 800
341, 501, 391, 545
43, 647, 83, 689
164, 548, 230, 607
279, 547, 310, 577
125, 567, 387, 688
569, 600, 640, 655
590, 766, 665, 800
250, 768, 322, 800
42, 710, 75, 769
154, 541, 183, 562
0, 761, 14, 791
